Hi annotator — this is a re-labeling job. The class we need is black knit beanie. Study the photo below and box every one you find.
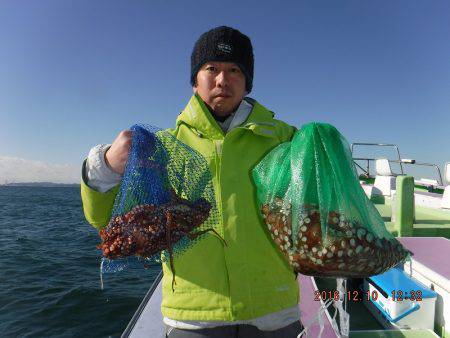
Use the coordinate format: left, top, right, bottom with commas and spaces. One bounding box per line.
191, 26, 254, 93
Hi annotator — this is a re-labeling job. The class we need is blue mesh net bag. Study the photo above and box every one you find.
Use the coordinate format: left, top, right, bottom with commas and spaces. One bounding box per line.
253, 122, 411, 278
98, 124, 220, 288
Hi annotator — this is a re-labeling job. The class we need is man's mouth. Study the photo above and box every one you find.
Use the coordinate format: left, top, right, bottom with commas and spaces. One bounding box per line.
215, 93, 232, 98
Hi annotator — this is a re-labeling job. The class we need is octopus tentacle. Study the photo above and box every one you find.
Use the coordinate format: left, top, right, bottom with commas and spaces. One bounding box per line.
165, 211, 176, 292
188, 228, 227, 247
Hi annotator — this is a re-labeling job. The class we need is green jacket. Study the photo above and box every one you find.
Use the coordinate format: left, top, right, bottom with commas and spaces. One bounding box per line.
81, 94, 299, 321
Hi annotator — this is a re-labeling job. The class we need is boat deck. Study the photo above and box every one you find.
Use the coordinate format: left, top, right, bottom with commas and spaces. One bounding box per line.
373, 202, 450, 238
123, 239, 449, 338
398, 237, 450, 283
125, 273, 341, 338
122, 201, 450, 337
398, 237, 450, 338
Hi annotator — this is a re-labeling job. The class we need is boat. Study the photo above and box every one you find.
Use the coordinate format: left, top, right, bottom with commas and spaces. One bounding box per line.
120, 142, 450, 338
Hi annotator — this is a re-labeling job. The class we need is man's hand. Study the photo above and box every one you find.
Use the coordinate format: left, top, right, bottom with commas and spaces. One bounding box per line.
105, 130, 132, 175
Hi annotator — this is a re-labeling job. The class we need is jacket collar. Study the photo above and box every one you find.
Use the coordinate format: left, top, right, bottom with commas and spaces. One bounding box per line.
176, 94, 278, 139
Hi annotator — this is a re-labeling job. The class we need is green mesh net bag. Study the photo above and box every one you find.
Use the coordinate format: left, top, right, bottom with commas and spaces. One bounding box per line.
98, 124, 220, 288
253, 122, 411, 278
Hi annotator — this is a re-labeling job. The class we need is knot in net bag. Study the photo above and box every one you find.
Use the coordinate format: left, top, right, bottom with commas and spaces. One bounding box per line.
253, 122, 411, 278
98, 124, 220, 288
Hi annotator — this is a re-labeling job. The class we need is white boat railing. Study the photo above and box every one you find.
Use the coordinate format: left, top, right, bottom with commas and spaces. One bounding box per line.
351, 143, 404, 176
351, 142, 444, 188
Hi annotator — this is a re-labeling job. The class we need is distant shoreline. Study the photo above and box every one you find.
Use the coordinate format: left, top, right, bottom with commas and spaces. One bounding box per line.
0, 182, 80, 187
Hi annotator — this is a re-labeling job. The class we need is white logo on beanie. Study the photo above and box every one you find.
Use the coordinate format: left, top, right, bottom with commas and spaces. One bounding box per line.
217, 43, 233, 54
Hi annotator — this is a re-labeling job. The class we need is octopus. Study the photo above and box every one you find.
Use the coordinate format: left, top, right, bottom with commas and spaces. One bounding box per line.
261, 198, 411, 278
98, 195, 218, 290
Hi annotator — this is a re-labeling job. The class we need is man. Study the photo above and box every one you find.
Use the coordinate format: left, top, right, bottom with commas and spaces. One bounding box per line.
81, 26, 303, 337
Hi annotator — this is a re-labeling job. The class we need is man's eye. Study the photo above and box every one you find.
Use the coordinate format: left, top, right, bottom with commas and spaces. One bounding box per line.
206, 66, 217, 72
230, 68, 241, 73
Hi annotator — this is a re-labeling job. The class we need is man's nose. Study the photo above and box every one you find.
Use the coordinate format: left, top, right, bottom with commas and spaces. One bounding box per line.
216, 71, 229, 87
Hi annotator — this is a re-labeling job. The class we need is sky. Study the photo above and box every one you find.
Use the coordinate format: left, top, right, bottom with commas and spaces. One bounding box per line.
0, 0, 449, 184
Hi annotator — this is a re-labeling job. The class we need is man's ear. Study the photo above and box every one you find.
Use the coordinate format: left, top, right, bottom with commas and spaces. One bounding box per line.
192, 86, 197, 94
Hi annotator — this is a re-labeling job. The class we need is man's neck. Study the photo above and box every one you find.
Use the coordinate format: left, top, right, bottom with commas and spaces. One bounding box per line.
205, 102, 242, 122
211, 112, 232, 122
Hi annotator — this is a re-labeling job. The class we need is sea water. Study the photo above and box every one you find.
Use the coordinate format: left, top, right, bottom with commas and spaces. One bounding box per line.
0, 186, 160, 338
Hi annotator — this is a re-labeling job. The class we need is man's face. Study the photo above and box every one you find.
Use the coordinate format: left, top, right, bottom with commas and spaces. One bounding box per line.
193, 61, 247, 117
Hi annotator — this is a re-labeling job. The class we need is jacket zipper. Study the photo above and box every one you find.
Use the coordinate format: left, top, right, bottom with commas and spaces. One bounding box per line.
213, 138, 234, 318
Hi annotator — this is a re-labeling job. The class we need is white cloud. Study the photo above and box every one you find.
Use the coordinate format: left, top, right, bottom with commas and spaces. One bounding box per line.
0, 156, 80, 184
